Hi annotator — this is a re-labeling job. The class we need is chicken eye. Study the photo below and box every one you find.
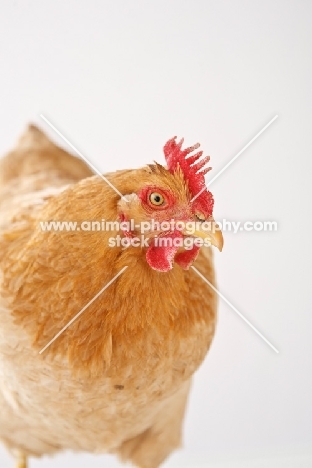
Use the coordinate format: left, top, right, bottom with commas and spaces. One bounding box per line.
149, 192, 165, 206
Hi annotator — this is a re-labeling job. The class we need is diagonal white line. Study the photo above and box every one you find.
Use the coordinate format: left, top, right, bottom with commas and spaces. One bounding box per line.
40, 114, 128, 201
39, 266, 128, 354
191, 114, 278, 202
191, 266, 279, 353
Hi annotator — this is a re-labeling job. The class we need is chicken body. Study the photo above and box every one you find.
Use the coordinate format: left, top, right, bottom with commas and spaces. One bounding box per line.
0, 126, 218, 468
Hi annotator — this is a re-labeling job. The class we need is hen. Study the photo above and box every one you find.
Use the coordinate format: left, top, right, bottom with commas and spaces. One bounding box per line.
0, 125, 223, 468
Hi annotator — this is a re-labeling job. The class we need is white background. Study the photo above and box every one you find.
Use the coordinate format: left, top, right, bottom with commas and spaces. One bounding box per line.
1, 1, 312, 467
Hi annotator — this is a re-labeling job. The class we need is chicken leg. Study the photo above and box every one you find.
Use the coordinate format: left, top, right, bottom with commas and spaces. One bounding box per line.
16, 454, 27, 468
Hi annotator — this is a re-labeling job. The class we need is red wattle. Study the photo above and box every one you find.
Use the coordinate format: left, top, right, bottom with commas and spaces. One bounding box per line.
145, 231, 183, 272
175, 245, 200, 269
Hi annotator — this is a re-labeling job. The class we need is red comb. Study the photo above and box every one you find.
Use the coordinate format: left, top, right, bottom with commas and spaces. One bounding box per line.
163, 137, 214, 217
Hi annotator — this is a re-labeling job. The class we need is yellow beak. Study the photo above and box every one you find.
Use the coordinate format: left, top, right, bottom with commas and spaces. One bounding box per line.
182, 217, 224, 252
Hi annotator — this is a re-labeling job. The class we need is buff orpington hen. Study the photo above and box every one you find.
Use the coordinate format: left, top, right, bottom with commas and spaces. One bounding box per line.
0, 125, 223, 468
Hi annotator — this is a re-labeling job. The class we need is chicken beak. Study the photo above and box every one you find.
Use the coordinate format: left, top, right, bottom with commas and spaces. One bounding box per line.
182, 217, 224, 252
